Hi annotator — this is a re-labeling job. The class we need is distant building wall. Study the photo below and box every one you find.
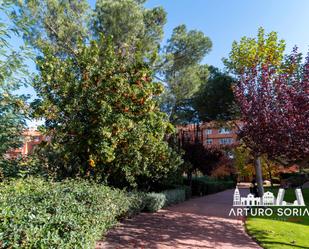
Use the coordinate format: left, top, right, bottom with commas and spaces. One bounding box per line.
177, 121, 242, 148
5, 128, 45, 158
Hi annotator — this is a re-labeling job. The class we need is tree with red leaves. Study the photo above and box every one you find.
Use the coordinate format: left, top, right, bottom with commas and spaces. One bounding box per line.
225, 28, 309, 196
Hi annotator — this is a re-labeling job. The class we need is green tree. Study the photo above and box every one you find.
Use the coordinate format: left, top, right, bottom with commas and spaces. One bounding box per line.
13, 0, 165, 61
13, 1, 212, 126
0, 1, 30, 164
160, 25, 212, 124
94, 0, 166, 60
234, 145, 279, 187
224, 27, 287, 196
32, 37, 181, 188
96, 11, 212, 125
12, 0, 91, 55
11, 0, 213, 185
193, 66, 238, 121
223, 27, 285, 75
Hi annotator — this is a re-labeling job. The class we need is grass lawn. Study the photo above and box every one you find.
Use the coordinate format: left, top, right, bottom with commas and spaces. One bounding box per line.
246, 188, 309, 249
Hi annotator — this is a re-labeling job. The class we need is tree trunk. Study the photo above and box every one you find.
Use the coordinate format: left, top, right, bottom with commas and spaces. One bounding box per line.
254, 155, 264, 197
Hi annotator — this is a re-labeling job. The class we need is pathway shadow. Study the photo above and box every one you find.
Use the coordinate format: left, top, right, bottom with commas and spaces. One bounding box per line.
97, 211, 259, 248
96, 189, 259, 249
164, 188, 249, 220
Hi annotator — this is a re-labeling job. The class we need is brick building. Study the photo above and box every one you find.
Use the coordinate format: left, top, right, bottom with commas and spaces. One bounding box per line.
6, 128, 45, 158
177, 121, 299, 182
177, 121, 242, 148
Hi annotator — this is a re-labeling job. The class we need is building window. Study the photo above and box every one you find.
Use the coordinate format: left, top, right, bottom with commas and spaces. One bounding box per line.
206, 129, 212, 135
206, 138, 213, 144
219, 138, 233, 145
218, 128, 231, 134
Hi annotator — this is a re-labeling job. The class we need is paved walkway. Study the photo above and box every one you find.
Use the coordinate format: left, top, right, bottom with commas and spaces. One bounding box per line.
96, 188, 261, 249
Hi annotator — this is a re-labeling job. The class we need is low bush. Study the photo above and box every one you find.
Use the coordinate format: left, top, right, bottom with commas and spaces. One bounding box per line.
0, 156, 49, 181
0, 177, 143, 249
126, 192, 146, 218
143, 193, 166, 212
286, 175, 307, 188
143, 186, 191, 212
162, 188, 186, 206
280, 173, 308, 187
0, 178, 191, 248
188, 177, 234, 196
280, 173, 300, 179
179, 185, 192, 200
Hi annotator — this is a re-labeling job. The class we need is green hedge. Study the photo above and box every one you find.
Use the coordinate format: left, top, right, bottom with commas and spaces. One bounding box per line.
0, 178, 144, 249
188, 177, 235, 196
162, 188, 186, 206
143, 186, 190, 212
0, 178, 191, 247
143, 193, 166, 212
178, 185, 192, 200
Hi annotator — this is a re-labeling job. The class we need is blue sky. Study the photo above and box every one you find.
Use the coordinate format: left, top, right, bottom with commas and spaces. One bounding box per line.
16, 0, 309, 126
142, 0, 309, 68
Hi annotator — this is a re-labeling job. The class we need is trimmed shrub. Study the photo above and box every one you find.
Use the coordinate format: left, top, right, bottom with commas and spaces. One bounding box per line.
280, 173, 301, 179
286, 175, 307, 188
162, 188, 186, 206
126, 192, 146, 218
188, 177, 234, 196
143, 186, 191, 212
143, 193, 166, 212
0, 177, 142, 249
280, 173, 309, 188
179, 185, 192, 200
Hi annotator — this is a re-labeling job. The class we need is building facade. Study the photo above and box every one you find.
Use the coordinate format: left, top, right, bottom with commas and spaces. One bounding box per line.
177, 121, 242, 148
5, 128, 45, 158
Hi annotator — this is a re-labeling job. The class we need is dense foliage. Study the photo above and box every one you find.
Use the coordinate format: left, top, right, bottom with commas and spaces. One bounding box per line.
160, 25, 212, 124
31, 37, 181, 188
225, 27, 309, 195
185, 176, 235, 196
180, 128, 234, 180
94, 0, 166, 59
0, 177, 197, 247
0, 1, 30, 163
9, 0, 217, 186
143, 188, 188, 212
0, 2, 279, 248
143, 192, 167, 212
193, 66, 238, 121
0, 178, 145, 249
13, 0, 213, 126
232, 46, 309, 166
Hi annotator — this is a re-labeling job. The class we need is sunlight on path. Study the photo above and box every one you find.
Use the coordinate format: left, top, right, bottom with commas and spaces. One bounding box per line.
96, 189, 261, 249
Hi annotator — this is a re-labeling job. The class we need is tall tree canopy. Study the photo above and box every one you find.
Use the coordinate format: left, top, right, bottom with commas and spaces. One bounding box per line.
32, 37, 181, 188
224, 27, 286, 75
193, 66, 237, 121
234, 48, 309, 166
13, 1, 213, 126
159, 25, 212, 124
13, 0, 91, 56
0, 1, 30, 162
10, 0, 215, 186
94, 0, 166, 60
226, 28, 309, 195
14, 0, 166, 60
